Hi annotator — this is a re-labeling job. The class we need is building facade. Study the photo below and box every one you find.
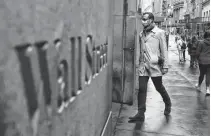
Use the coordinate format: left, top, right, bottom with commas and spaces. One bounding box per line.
162, 0, 175, 32
191, 0, 203, 18
152, 0, 165, 28
173, 0, 186, 34
202, 0, 210, 21
136, 0, 165, 28
171, 0, 209, 37
202, 0, 210, 34
141, 0, 153, 12
188, 0, 209, 37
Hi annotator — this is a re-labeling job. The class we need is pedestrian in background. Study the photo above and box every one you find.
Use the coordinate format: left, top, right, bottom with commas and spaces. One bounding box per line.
175, 35, 178, 43
181, 34, 187, 61
130, 12, 171, 122
176, 37, 184, 62
195, 32, 210, 95
165, 31, 169, 50
189, 36, 198, 68
187, 38, 193, 67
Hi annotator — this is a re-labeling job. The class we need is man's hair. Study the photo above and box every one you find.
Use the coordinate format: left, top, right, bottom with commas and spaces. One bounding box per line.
204, 31, 210, 39
143, 12, 154, 21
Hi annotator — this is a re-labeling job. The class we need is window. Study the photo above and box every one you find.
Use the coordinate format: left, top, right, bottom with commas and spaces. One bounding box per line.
197, 24, 200, 32
77, 37, 82, 90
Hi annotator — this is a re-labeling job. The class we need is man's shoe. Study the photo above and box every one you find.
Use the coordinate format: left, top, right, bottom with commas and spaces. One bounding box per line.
129, 112, 145, 121
164, 106, 171, 116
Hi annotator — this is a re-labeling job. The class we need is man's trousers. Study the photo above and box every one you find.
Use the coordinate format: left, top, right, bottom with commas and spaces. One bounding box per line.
138, 76, 171, 113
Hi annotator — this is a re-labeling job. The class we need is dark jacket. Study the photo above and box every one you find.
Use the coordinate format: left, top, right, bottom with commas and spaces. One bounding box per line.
196, 39, 210, 64
188, 41, 198, 56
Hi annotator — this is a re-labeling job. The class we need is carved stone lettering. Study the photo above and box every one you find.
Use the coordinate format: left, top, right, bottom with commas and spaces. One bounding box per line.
77, 37, 82, 90
15, 44, 41, 136
85, 35, 93, 84
57, 60, 69, 113
103, 44, 106, 67
100, 45, 103, 71
105, 44, 108, 65
96, 46, 100, 74
34, 41, 51, 106
15, 44, 38, 120
93, 46, 97, 77
70, 37, 77, 95
92, 42, 96, 77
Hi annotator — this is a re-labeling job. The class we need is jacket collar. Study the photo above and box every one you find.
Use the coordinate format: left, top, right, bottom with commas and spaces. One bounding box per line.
140, 25, 158, 37
151, 26, 158, 34
143, 23, 155, 33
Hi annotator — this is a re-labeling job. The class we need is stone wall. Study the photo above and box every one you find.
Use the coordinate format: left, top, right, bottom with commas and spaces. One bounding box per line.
0, 0, 113, 136
112, 0, 137, 104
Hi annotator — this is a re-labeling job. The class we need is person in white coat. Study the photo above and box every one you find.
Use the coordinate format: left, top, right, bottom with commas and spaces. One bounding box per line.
176, 37, 184, 62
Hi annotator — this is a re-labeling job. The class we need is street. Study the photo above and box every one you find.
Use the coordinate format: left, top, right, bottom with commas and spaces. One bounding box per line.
112, 34, 210, 136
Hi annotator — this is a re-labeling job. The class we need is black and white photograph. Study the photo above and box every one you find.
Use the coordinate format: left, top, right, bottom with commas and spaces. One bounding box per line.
0, 0, 210, 136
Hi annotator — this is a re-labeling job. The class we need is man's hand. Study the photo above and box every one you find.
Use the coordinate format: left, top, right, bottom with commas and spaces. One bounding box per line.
162, 68, 168, 75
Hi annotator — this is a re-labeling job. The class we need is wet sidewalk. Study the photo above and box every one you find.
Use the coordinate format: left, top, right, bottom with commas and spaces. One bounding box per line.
112, 35, 210, 136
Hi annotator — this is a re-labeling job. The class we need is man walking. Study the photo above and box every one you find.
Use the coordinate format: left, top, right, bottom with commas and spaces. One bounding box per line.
129, 12, 171, 122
